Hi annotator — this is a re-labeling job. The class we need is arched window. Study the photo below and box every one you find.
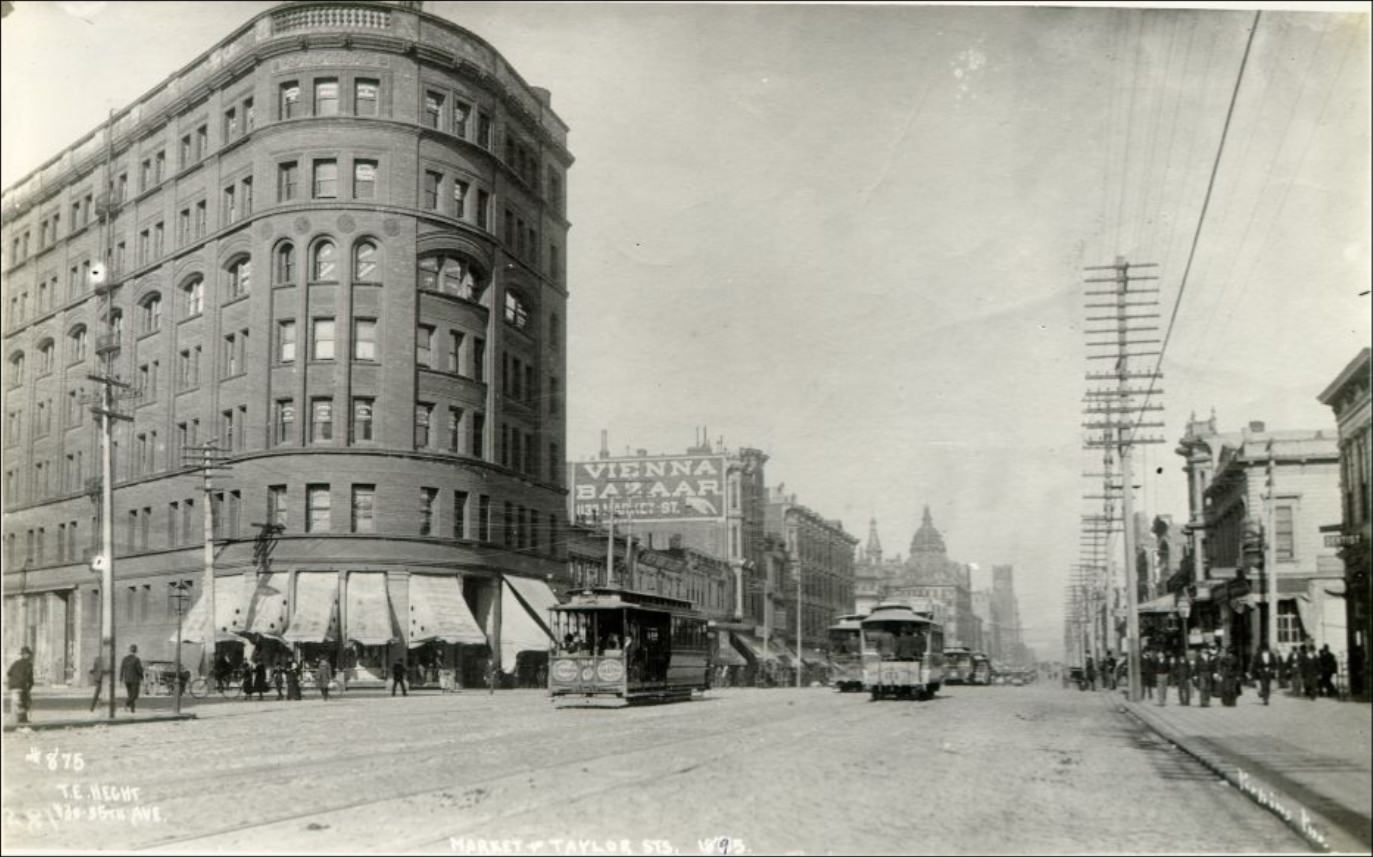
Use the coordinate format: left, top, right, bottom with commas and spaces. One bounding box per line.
7, 351, 23, 387
69, 326, 88, 363
503, 291, 530, 330
181, 275, 204, 317
275, 242, 296, 284
139, 293, 163, 334
226, 256, 252, 299
37, 340, 54, 375
416, 253, 485, 302
312, 240, 337, 281
353, 241, 378, 282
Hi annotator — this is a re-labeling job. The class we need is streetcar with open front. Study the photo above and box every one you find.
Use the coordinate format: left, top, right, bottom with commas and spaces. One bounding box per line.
971, 651, 992, 685
826, 614, 865, 691
548, 588, 709, 707
861, 602, 945, 700
943, 645, 976, 684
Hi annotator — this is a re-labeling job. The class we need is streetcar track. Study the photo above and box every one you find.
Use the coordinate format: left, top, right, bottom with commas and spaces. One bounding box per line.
134, 697, 878, 852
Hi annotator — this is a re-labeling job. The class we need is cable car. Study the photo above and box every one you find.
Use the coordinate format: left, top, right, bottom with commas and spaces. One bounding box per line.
943, 645, 975, 684
971, 651, 992, 685
861, 602, 945, 700
548, 587, 709, 707
826, 614, 865, 691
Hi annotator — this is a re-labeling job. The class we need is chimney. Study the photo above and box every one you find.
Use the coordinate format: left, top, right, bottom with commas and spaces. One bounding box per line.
636, 448, 647, 457
1248, 420, 1266, 433
669, 534, 683, 551
599, 429, 608, 460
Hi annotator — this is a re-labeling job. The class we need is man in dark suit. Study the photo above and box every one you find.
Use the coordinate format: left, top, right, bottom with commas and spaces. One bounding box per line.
1254, 644, 1279, 705
1197, 645, 1215, 707
7, 647, 35, 724
119, 645, 144, 713
1171, 651, 1191, 706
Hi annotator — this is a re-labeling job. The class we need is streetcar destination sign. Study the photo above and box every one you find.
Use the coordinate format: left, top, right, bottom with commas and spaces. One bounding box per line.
570, 455, 728, 522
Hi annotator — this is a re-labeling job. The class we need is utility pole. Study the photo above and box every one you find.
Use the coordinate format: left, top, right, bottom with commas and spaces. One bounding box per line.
168, 580, 192, 714
1083, 256, 1166, 703
182, 443, 229, 673
795, 555, 803, 689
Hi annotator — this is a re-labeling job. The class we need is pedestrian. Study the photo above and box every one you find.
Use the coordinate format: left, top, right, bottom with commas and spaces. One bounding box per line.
1140, 649, 1156, 701
272, 658, 285, 701
316, 657, 333, 701
119, 644, 144, 713
252, 659, 268, 701
1300, 644, 1319, 700
214, 653, 232, 693
1288, 648, 1302, 697
88, 654, 105, 713
7, 646, 35, 724
391, 660, 408, 697
1197, 645, 1215, 707
1219, 648, 1240, 707
1254, 644, 1278, 705
1319, 644, 1338, 698
1154, 648, 1172, 707
285, 659, 302, 701
241, 661, 255, 700
1084, 656, 1097, 692
1171, 651, 1191, 707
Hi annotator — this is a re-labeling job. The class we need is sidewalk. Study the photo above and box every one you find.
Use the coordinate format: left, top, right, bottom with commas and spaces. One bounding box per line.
1118, 686, 1372, 854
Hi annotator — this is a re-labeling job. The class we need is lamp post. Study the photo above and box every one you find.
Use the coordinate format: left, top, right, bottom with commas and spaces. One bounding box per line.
167, 580, 192, 714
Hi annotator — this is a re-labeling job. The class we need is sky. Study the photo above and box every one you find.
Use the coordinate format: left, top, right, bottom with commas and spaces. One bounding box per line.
3, 1, 1369, 659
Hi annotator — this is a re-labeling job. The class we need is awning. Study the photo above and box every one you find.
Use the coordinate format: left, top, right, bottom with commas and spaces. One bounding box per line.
1137, 594, 1178, 615
499, 576, 559, 672
730, 633, 783, 664
171, 575, 253, 644
408, 574, 485, 646
346, 572, 396, 645
283, 572, 339, 643
714, 632, 747, 667
246, 572, 290, 640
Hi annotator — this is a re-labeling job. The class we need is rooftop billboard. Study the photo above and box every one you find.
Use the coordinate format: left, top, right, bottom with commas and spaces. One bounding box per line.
570, 455, 728, 523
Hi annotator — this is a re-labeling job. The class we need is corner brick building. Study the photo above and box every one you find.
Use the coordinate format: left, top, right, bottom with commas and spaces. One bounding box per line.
1, 1, 572, 688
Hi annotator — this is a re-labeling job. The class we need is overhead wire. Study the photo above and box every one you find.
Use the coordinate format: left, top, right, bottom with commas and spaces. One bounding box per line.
1125, 9, 1263, 445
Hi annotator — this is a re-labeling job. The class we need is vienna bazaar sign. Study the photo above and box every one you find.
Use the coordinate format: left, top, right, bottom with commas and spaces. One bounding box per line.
570, 456, 728, 522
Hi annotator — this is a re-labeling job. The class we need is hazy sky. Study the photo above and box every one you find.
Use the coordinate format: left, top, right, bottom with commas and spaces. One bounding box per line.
3, 2, 1369, 658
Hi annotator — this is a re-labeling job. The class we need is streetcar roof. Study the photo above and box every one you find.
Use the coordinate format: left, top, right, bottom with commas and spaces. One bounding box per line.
826, 615, 865, 631
554, 587, 701, 615
861, 604, 936, 626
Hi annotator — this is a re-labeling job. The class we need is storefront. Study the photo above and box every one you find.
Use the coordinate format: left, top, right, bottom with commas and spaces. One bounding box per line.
499, 576, 559, 688
283, 571, 341, 672
407, 574, 486, 690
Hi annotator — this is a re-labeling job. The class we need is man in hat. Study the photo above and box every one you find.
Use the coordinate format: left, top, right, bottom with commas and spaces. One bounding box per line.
7, 647, 35, 724
119, 644, 144, 713
1254, 644, 1279, 705
1171, 649, 1191, 706
1197, 644, 1216, 707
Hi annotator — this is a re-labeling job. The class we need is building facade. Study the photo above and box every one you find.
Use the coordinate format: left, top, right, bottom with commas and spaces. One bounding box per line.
1318, 348, 1371, 698
1, 1, 571, 687
764, 487, 858, 661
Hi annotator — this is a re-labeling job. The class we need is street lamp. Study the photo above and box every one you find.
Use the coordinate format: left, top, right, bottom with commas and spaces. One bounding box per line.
167, 580, 193, 714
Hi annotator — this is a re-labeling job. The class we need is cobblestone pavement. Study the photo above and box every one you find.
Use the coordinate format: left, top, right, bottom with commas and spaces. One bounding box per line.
2, 684, 1312, 854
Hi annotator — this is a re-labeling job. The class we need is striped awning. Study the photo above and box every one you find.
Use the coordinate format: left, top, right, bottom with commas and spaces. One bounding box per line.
346, 572, 396, 646
408, 574, 485, 646
171, 575, 253, 644
283, 572, 339, 643
499, 576, 559, 672
246, 572, 290, 640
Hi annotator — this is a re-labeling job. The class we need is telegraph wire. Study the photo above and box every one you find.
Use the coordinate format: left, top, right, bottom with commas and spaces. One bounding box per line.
1132, 12, 1182, 260
1125, 9, 1262, 444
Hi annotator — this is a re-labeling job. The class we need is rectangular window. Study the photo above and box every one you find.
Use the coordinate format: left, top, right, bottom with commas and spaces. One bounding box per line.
479, 495, 491, 542
416, 325, 434, 368
476, 189, 490, 229
452, 179, 468, 219
274, 399, 294, 445
355, 79, 379, 116
306, 484, 330, 533
180, 134, 192, 169
423, 170, 440, 210
195, 200, 206, 236
419, 487, 438, 536
195, 125, 208, 161
153, 221, 163, 256
473, 337, 485, 382
351, 485, 375, 533
242, 176, 253, 214
353, 160, 377, 200
453, 491, 468, 539
473, 412, 485, 459
448, 331, 463, 373
504, 501, 514, 546
447, 407, 463, 453
1275, 505, 1294, 561
280, 82, 300, 119
268, 485, 287, 529
245, 97, 255, 130
352, 397, 374, 442
223, 107, 238, 142
549, 442, 560, 483
424, 91, 443, 128
220, 409, 235, 451
278, 320, 297, 363
415, 403, 433, 448
313, 318, 335, 360
222, 333, 239, 377
278, 161, 298, 201
155, 151, 165, 183
311, 398, 333, 442
222, 185, 236, 223
353, 318, 377, 361
478, 112, 492, 148
313, 159, 338, 199
315, 78, 339, 116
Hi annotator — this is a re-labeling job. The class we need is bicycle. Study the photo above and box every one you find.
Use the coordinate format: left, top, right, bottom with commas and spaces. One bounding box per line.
188, 669, 246, 700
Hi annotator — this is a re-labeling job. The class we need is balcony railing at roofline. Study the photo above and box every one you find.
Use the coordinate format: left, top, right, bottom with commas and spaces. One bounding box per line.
272, 4, 392, 34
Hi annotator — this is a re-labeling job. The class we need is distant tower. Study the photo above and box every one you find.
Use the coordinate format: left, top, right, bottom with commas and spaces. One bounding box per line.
865, 517, 883, 564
